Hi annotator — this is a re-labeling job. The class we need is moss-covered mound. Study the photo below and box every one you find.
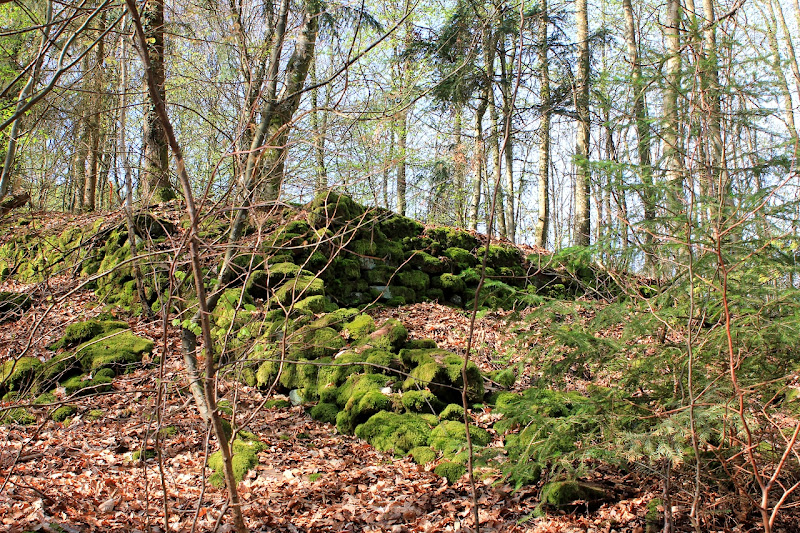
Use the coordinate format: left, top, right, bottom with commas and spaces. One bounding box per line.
207, 432, 266, 488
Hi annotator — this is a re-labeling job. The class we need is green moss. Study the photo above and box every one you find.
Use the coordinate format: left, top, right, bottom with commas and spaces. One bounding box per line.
33, 392, 56, 405
74, 331, 154, 372
363, 349, 399, 374
430, 421, 490, 451
50, 320, 129, 351
293, 326, 345, 359
380, 215, 424, 239
310, 402, 339, 424
1, 356, 42, 394
62, 368, 115, 396
401, 390, 440, 414
540, 481, 605, 507
477, 245, 521, 268
132, 448, 157, 461
439, 404, 465, 421
317, 351, 364, 391
434, 461, 466, 483
344, 314, 375, 340
490, 368, 516, 388
338, 373, 389, 409
403, 361, 447, 393
364, 265, 391, 285
442, 354, 485, 402
311, 307, 359, 331
308, 191, 364, 229
354, 412, 433, 455
294, 295, 327, 314
440, 274, 466, 296
361, 318, 407, 351
458, 268, 481, 286
208, 437, 266, 488
406, 339, 438, 350
444, 247, 477, 270
398, 270, 430, 292
3, 407, 35, 425
52, 405, 78, 422
159, 425, 177, 436
273, 274, 325, 305
409, 446, 437, 465
407, 251, 446, 274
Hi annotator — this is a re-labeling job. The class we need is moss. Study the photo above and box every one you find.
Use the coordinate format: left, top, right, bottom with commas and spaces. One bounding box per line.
50, 320, 129, 351
354, 412, 433, 455
331, 258, 361, 280
443, 247, 477, 270
33, 392, 56, 405
62, 368, 115, 396
293, 325, 345, 359
364, 265, 391, 285
308, 191, 364, 229
74, 331, 154, 372
407, 251, 446, 274
1, 356, 42, 394
352, 390, 391, 422
458, 268, 481, 286
338, 373, 389, 408
409, 446, 437, 465
361, 318, 407, 351
403, 361, 447, 393
52, 405, 78, 422
36, 353, 80, 390
311, 308, 360, 331
540, 481, 605, 507
430, 421, 490, 451
439, 404, 464, 421
401, 390, 440, 414
363, 349, 399, 374
440, 274, 466, 296
477, 245, 521, 268
317, 351, 364, 392
132, 449, 157, 461
490, 368, 516, 388
434, 461, 466, 483
405, 339, 438, 350
380, 215, 424, 239
344, 314, 375, 340
208, 436, 266, 488
3, 407, 36, 425
87, 409, 105, 421
294, 295, 327, 314
398, 270, 430, 292
0, 291, 32, 321
310, 402, 339, 424
273, 274, 325, 305
264, 399, 291, 409
442, 354, 485, 402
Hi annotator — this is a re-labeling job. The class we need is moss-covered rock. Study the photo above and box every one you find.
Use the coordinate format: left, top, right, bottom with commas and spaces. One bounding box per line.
208, 435, 266, 488
440, 273, 466, 296
406, 339, 438, 350
409, 446, 437, 465
439, 403, 465, 421
61, 368, 115, 396
361, 318, 407, 352
73, 331, 154, 372
1, 356, 42, 394
343, 314, 375, 341
398, 270, 430, 292
50, 320, 129, 351
273, 274, 325, 305
434, 460, 466, 483
310, 402, 339, 424
426, 227, 478, 251
51, 404, 78, 422
380, 215, 424, 239
539, 480, 605, 507
291, 325, 345, 359
354, 411, 433, 455
401, 390, 441, 414
443, 247, 477, 270
430, 420, 490, 450
308, 191, 365, 229
294, 295, 327, 314
407, 251, 446, 274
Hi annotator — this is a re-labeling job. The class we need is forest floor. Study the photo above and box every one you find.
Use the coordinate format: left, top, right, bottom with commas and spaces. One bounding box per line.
1, 237, 789, 532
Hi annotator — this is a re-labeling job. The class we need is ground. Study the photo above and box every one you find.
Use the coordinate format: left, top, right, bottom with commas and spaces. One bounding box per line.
2, 263, 790, 532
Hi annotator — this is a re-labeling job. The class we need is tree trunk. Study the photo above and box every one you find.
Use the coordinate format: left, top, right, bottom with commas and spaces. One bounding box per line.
0, 0, 53, 199
574, 0, 591, 246
142, 0, 175, 203
470, 100, 488, 232
500, 36, 516, 242
310, 55, 328, 193
664, 0, 684, 214
453, 106, 466, 226
83, 14, 105, 211
534, 0, 550, 249
622, 0, 654, 267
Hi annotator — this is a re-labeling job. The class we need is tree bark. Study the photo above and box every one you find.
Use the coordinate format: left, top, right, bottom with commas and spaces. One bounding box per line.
664, 0, 684, 213
534, 0, 550, 249
574, 0, 591, 246
83, 13, 105, 211
141, 0, 176, 203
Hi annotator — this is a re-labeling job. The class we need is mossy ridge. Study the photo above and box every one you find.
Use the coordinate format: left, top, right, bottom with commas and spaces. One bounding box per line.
539, 480, 605, 507
359, 318, 407, 352
72, 331, 154, 372
49, 319, 129, 351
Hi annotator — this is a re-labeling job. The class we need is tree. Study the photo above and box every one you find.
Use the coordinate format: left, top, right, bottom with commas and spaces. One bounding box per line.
573, 0, 590, 246
534, 0, 550, 248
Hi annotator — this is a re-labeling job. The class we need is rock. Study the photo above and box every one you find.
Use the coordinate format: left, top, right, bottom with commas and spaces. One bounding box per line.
289, 389, 305, 406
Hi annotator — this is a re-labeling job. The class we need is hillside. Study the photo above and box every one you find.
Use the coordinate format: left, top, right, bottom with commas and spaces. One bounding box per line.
1, 195, 798, 532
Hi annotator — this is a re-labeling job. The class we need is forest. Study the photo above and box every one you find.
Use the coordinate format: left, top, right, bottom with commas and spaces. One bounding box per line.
1, 0, 800, 530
